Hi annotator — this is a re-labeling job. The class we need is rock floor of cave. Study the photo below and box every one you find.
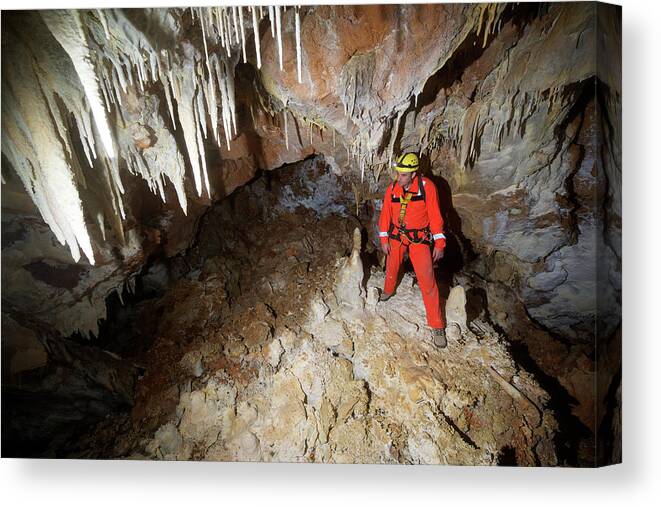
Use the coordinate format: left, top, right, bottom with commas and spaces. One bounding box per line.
65, 184, 558, 465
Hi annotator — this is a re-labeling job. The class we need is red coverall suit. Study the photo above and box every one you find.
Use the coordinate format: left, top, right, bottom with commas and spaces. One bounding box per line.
378, 175, 446, 329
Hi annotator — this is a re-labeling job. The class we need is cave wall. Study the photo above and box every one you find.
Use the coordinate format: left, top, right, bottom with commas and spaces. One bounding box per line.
2, 4, 620, 377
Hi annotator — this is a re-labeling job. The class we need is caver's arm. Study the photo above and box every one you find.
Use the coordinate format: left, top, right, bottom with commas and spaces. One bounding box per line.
378, 183, 394, 245
424, 178, 446, 249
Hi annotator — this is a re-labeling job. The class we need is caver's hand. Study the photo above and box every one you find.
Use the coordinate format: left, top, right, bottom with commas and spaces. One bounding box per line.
432, 246, 444, 263
381, 242, 391, 256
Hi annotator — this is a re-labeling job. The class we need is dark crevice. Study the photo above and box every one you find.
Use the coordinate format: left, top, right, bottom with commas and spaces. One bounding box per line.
439, 409, 479, 450
506, 339, 593, 466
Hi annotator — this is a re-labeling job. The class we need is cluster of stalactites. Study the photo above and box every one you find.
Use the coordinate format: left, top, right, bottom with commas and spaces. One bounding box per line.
1, 6, 306, 266
341, 2, 511, 191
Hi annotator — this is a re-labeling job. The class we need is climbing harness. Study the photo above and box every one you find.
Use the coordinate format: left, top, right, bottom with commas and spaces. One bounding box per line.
388, 175, 433, 246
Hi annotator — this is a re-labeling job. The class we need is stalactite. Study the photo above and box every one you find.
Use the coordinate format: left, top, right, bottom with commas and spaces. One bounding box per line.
42, 10, 116, 159
2, 33, 97, 264
239, 7, 247, 64
212, 54, 233, 151
200, 7, 212, 77
252, 6, 262, 69
161, 73, 177, 131
195, 77, 208, 140
284, 109, 289, 150
218, 6, 227, 52
193, 102, 211, 198
205, 73, 219, 145
3, 6, 314, 266
387, 110, 404, 168
275, 6, 284, 71
232, 6, 240, 45
295, 7, 302, 83
223, 8, 232, 57
149, 51, 158, 82
269, 6, 276, 38
172, 61, 206, 197
97, 9, 111, 40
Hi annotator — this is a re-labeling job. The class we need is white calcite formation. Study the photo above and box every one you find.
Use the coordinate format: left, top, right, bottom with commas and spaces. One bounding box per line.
2, 6, 302, 266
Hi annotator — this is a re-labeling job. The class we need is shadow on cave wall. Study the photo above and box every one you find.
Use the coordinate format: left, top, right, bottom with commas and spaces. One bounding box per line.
418, 156, 477, 302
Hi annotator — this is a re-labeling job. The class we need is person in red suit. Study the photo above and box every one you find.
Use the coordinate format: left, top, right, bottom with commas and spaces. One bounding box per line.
377, 152, 447, 348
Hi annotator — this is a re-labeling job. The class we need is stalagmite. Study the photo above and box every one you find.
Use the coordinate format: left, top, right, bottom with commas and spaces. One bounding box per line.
252, 6, 262, 69
295, 7, 302, 83
275, 6, 284, 71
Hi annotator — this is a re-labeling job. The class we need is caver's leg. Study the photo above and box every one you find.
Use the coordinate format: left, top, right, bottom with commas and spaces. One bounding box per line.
409, 242, 445, 329
383, 238, 407, 297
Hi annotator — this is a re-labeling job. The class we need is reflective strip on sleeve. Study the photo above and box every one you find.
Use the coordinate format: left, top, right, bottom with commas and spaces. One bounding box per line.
433, 233, 446, 240
379, 231, 389, 237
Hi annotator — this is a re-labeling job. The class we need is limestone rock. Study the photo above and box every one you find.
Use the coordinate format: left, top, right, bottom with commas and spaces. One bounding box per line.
446, 285, 468, 330
310, 291, 330, 322
333, 227, 365, 310
366, 286, 379, 307
446, 323, 462, 343
180, 350, 204, 378
311, 318, 346, 348
264, 338, 284, 369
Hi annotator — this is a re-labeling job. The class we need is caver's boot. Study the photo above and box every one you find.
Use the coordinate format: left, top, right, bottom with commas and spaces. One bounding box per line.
378, 291, 393, 303
431, 328, 447, 348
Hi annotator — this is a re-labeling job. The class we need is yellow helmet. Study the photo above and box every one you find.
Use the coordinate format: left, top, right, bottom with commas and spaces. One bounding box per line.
394, 152, 419, 173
